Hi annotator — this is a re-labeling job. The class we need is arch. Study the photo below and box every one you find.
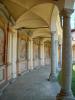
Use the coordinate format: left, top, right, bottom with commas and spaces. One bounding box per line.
16, 10, 48, 29
50, 5, 62, 44
26, 0, 59, 11
16, 2, 59, 26
32, 28, 50, 38
0, 18, 5, 29
50, 5, 59, 32
41, 38, 51, 44
1, 0, 60, 22
0, 9, 9, 23
0, 3, 15, 24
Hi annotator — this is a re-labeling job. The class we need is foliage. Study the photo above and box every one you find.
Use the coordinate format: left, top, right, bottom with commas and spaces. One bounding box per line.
58, 65, 75, 96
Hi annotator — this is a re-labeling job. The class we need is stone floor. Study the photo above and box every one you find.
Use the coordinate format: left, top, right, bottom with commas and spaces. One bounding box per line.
0, 66, 60, 100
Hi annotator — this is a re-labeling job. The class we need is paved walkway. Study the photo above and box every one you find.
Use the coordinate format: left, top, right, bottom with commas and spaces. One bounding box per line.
0, 66, 60, 100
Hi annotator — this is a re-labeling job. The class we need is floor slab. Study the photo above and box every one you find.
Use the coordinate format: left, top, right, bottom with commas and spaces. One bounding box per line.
0, 66, 60, 100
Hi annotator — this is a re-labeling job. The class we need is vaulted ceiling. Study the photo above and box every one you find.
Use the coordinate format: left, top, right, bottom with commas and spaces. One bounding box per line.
0, 0, 70, 39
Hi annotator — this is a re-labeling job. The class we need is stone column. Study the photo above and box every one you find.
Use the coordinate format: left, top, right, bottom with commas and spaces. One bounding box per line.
55, 40, 58, 72
27, 40, 31, 70
57, 9, 74, 100
59, 44, 62, 68
7, 32, 12, 79
26, 40, 29, 71
38, 39, 41, 66
49, 32, 57, 81
11, 30, 17, 78
40, 42, 45, 66
30, 39, 33, 70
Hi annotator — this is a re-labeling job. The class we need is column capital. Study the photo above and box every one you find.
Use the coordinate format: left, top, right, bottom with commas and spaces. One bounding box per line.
51, 31, 56, 34
30, 38, 33, 42
51, 31, 58, 41
60, 8, 74, 17
55, 40, 58, 43
51, 31, 56, 38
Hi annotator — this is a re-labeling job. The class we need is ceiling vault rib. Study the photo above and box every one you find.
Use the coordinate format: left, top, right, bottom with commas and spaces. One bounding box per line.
17, 10, 49, 26
32, 37, 51, 39
16, 1, 54, 20
30, 11, 49, 25
0, 2, 15, 24
17, 26, 49, 30
9, 0, 27, 9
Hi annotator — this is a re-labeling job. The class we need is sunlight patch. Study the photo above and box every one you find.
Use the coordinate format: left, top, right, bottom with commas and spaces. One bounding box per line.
73, 65, 75, 71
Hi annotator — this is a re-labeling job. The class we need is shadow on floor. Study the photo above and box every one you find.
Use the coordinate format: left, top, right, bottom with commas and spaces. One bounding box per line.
0, 66, 60, 100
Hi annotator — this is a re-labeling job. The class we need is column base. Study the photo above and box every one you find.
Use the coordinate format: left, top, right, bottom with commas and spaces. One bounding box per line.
56, 89, 75, 100
48, 74, 57, 82
12, 73, 17, 79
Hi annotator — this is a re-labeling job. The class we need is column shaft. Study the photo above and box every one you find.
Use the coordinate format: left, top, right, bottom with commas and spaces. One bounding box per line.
49, 32, 57, 81
57, 9, 74, 99
40, 43, 45, 66
55, 40, 58, 72
38, 40, 41, 66
30, 39, 33, 70
62, 10, 72, 93
59, 44, 62, 68
27, 40, 30, 70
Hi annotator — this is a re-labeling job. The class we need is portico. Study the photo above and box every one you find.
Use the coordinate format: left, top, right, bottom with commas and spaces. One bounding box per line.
0, 0, 75, 100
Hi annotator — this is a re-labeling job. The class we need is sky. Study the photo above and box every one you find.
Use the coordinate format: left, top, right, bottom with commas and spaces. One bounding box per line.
71, 3, 75, 29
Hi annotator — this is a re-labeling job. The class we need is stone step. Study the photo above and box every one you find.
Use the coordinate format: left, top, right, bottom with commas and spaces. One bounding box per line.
0, 81, 9, 96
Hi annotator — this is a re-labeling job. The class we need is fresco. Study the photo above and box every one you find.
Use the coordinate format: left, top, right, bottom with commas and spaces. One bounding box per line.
33, 42, 39, 68
19, 39, 26, 60
44, 43, 50, 65
33, 43, 38, 59
0, 29, 4, 65
17, 36, 28, 73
